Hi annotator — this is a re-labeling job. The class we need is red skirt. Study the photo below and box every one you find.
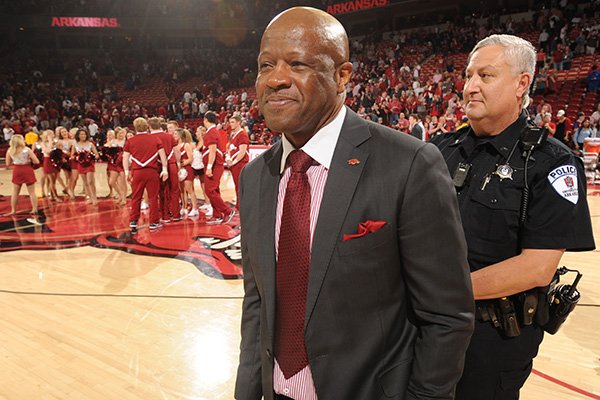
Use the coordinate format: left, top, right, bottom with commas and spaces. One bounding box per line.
77, 161, 95, 174
12, 164, 36, 185
183, 165, 195, 182
43, 156, 60, 174
70, 158, 78, 170
107, 162, 124, 173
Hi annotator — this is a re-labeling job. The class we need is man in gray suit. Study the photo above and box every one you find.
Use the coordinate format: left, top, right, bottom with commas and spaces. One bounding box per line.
235, 7, 474, 400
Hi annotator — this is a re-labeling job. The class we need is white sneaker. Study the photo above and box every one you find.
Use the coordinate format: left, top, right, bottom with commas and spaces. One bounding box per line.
223, 209, 236, 224
199, 203, 211, 210
188, 209, 199, 217
141, 201, 149, 210
204, 207, 213, 217
180, 208, 188, 216
205, 217, 224, 225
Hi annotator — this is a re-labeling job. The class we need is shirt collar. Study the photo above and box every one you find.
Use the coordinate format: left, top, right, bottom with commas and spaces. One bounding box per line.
150, 130, 163, 134
279, 106, 346, 174
450, 112, 528, 158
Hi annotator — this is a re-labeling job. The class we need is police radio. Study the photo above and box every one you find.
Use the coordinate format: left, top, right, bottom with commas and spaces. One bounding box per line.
520, 124, 547, 153
519, 124, 548, 226
542, 266, 583, 335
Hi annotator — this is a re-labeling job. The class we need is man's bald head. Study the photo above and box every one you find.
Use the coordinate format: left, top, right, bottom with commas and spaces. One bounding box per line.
263, 7, 349, 66
256, 6, 353, 147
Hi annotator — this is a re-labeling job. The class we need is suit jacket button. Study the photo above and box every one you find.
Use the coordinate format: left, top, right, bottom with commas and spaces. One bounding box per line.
266, 349, 272, 358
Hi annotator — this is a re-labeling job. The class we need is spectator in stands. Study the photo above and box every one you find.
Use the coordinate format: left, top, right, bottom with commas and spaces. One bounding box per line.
562, 46, 573, 70
534, 67, 549, 95
88, 119, 99, 141
408, 113, 425, 141
555, 109, 573, 147
591, 103, 600, 126
2, 120, 14, 144
587, 65, 600, 93
539, 28, 550, 52
540, 113, 556, 136
585, 30, 598, 55
535, 99, 552, 116
536, 48, 546, 70
552, 44, 564, 70
397, 112, 409, 132
534, 104, 550, 125
432, 115, 450, 137
574, 118, 595, 151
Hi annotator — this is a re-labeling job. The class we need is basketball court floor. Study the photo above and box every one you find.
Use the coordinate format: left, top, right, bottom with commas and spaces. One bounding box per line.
0, 164, 598, 399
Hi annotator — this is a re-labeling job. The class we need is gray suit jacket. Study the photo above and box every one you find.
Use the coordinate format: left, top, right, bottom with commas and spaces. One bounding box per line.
235, 108, 474, 400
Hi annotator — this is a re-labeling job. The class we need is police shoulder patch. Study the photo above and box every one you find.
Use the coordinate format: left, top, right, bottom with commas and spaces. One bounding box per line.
547, 165, 578, 204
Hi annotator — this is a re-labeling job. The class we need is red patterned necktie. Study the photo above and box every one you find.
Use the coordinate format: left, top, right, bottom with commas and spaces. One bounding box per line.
275, 149, 315, 379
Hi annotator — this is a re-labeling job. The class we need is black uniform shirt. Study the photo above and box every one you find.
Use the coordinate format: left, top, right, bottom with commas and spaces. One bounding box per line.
432, 114, 595, 272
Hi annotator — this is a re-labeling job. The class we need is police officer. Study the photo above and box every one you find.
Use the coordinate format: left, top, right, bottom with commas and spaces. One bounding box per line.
432, 34, 595, 399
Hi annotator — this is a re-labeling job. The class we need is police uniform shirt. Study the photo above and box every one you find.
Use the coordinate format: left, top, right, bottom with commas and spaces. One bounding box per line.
431, 113, 595, 272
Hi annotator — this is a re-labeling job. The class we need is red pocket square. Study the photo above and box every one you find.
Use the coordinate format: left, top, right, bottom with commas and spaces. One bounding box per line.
343, 220, 387, 241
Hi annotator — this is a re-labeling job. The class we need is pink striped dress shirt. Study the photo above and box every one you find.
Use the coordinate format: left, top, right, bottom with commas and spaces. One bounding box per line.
272, 106, 346, 400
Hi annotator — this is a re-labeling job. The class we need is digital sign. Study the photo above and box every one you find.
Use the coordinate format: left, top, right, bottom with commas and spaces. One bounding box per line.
327, 0, 389, 15
51, 17, 120, 28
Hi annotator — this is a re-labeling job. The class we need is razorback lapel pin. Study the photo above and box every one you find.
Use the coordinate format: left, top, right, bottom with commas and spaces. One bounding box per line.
347, 158, 360, 165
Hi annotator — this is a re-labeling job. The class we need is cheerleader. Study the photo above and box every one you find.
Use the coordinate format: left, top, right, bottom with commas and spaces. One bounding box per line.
40, 130, 61, 201
52, 126, 69, 196
57, 126, 76, 199
193, 125, 210, 216
105, 128, 127, 205
71, 128, 100, 205
103, 130, 116, 199
68, 127, 83, 198
6, 135, 40, 216
176, 128, 198, 217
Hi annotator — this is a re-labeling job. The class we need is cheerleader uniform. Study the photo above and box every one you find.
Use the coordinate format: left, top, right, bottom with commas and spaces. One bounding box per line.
75, 142, 95, 174
12, 148, 36, 185
60, 140, 73, 171
106, 141, 124, 173
63, 140, 79, 171
42, 144, 60, 174
180, 146, 194, 182
32, 142, 43, 170
191, 147, 204, 178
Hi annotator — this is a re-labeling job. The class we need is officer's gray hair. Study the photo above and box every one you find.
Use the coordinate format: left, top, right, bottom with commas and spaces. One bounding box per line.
468, 34, 536, 109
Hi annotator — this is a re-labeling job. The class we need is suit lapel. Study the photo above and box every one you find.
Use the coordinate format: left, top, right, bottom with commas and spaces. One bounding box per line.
305, 110, 371, 327
258, 143, 282, 344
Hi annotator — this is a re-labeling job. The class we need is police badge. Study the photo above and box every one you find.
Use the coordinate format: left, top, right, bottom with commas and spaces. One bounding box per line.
494, 164, 514, 180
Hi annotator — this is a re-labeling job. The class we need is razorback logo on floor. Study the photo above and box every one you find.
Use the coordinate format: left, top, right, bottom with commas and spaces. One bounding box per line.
0, 196, 242, 280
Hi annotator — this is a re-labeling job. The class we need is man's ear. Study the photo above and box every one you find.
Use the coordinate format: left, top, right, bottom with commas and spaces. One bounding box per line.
516, 72, 532, 99
336, 62, 353, 94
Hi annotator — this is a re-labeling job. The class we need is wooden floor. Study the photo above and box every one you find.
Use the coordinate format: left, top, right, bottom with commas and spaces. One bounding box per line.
0, 164, 598, 399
